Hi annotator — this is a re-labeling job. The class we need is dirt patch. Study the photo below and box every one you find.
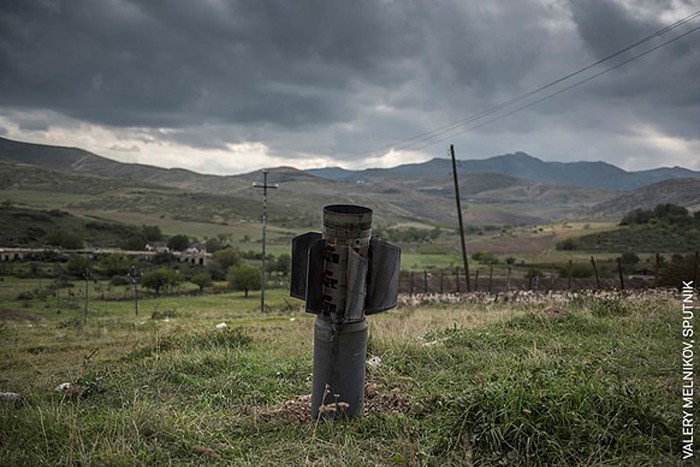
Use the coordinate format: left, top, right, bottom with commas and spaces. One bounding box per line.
0, 308, 38, 321
260, 382, 410, 423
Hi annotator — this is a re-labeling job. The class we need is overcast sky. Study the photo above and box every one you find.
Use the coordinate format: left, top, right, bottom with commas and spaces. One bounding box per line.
0, 0, 698, 175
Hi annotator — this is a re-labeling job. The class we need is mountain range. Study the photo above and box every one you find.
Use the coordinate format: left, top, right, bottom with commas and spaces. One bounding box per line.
1, 136, 699, 230
308, 151, 700, 192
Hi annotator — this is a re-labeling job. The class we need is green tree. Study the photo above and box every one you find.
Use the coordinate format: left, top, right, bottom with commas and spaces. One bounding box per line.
620, 252, 640, 269
556, 239, 577, 251
46, 229, 84, 249
141, 225, 164, 242
66, 255, 93, 278
205, 237, 223, 253
656, 254, 698, 289
191, 272, 213, 293
167, 234, 190, 252
123, 235, 147, 251
209, 248, 242, 280
227, 264, 260, 297
275, 253, 291, 275
99, 253, 131, 277
141, 267, 181, 295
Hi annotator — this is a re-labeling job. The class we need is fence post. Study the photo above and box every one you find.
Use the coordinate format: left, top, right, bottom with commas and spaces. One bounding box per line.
567, 259, 573, 290
410, 270, 415, 295
488, 264, 493, 293
423, 270, 428, 293
455, 268, 460, 293
506, 267, 511, 292
440, 269, 444, 294
549, 264, 556, 290
590, 256, 600, 289
617, 257, 625, 290
474, 270, 479, 292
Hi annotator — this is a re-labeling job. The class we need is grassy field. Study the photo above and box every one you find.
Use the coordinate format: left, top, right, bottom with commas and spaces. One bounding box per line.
0, 276, 686, 465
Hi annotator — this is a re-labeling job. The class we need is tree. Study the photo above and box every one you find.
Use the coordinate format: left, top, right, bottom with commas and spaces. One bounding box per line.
556, 239, 577, 251
656, 253, 697, 289
46, 229, 84, 249
141, 225, 164, 242
99, 253, 132, 277
205, 237, 223, 253
66, 255, 93, 278
123, 235, 147, 251
227, 264, 260, 297
141, 267, 181, 295
167, 234, 190, 252
275, 253, 291, 275
209, 248, 242, 280
619, 252, 640, 269
191, 272, 213, 293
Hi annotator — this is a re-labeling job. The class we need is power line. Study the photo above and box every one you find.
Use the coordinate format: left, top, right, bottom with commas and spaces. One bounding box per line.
407, 21, 700, 151
353, 8, 700, 157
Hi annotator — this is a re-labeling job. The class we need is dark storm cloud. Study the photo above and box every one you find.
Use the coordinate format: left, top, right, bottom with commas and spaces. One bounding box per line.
0, 0, 697, 164
567, 0, 699, 139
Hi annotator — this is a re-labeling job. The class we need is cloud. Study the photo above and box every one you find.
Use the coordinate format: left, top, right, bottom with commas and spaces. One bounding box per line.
0, 0, 697, 172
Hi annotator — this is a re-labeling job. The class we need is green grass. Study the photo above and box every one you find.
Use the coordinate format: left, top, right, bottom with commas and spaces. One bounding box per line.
0, 279, 684, 465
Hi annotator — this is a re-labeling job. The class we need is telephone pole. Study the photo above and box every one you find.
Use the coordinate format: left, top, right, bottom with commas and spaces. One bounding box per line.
253, 169, 278, 312
450, 145, 471, 292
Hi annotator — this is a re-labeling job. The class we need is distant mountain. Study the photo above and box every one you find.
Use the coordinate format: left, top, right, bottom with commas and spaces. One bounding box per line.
589, 178, 700, 218
1, 136, 696, 228
308, 152, 700, 191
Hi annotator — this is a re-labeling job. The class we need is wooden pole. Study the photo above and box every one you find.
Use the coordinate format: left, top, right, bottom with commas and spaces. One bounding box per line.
590, 256, 600, 289
549, 264, 556, 290
253, 170, 278, 312
617, 257, 625, 290
567, 259, 573, 290
423, 270, 428, 293
450, 145, 471, 292
455, 268, 460, 293
474, 270, 479, 292
506, 267, 511, 291
410, 270, 415, 295
488, 264, 493, 293
440, 269, 444, 294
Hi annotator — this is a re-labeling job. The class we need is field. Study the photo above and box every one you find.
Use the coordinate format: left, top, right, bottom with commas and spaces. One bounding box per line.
0, 274, 687, 465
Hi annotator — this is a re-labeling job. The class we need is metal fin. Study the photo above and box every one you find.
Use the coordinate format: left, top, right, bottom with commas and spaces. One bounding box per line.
304, 238, 326, 314
290, 232, 322, 300
365, 237, 401, 314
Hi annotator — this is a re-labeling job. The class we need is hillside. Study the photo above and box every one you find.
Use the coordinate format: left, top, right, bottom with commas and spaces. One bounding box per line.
2, 136, 697, 231
0, 206, 137, 248
589, 178, 700, 218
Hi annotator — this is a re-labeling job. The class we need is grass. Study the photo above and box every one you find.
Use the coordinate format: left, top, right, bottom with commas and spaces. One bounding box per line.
0, 277, 685, 465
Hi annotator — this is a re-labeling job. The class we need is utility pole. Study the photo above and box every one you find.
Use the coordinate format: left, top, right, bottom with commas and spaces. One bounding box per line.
450, 145, 471, 292
130, 266, 140, 316
83, 269, 90, 323
253, 169, 278, 312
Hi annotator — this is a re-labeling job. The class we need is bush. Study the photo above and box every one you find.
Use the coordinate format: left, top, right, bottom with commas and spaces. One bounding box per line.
556, 239, 577, 251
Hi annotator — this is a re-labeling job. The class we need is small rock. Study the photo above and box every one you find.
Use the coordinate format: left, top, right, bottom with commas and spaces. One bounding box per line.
215, 322, 227, 330
367, 355, 382, 370
55, 382, 72, 392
